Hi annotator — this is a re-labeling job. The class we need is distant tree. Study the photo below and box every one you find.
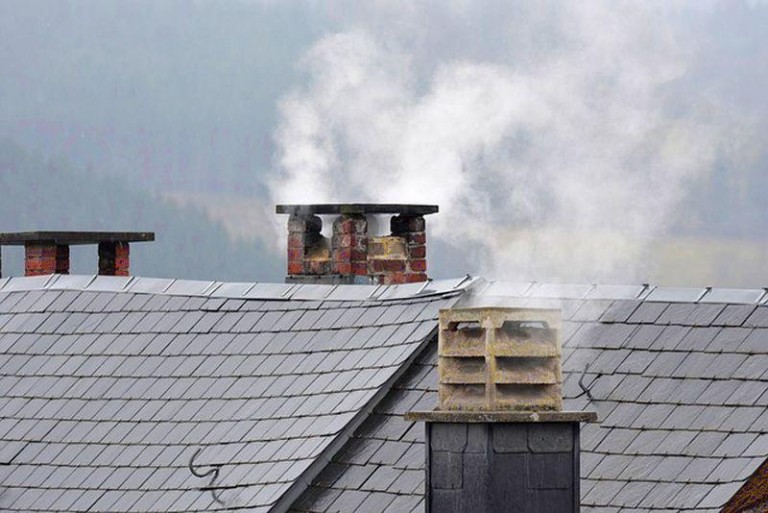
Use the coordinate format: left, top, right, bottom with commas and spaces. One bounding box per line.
0, 141, 282, 281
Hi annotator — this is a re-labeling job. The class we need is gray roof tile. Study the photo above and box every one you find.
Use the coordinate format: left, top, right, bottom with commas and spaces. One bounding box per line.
745, 306, 768, 328
627, 302, 669, 324
716, 304, 758, 327
4, 279, 768, 513
296, 295, 768, 513
0, 280, 452, 513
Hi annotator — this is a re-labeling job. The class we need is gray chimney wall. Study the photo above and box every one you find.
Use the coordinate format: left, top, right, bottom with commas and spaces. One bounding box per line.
427, 422, 581, 512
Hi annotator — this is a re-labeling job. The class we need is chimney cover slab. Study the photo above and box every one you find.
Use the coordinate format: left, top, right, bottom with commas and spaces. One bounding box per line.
276, 203, 438, 216
0, 231, 155, 246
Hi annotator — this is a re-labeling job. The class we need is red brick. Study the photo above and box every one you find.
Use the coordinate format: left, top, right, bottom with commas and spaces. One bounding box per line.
306, 259, 331, 275
391, 214, 425, 233
335, 248, 351, 262
26, 245, 57, 258
333, 214, 367, 235
25, 256, 56, 266
406, 272, 428, 283
352, 262, 368, 275
288, 214, 322, 233
384, 259, 406, 272
335, 218, 357, 234
369, 260, 386, 273
115, 243, 130, 257
410, 259, 427, 272
351, 249, 367, 261
385, 272, 408, 284
288, 261, 304, 275
334, 262, 352, 275
409, 245, 426, 259
287, 247, 303, 262
334, 234, 355, 248
25, 258, 56, 274
288, 233, 304, 248
98, 242, 131, 276
405, 232, 426, 245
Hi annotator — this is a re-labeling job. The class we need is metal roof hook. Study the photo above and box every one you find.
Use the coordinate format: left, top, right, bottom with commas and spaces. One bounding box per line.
189, 448, 226, 506
578, 362, 596, 401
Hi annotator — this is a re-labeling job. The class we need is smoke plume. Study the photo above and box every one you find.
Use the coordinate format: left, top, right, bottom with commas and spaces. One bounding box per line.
268, 1, 746, 283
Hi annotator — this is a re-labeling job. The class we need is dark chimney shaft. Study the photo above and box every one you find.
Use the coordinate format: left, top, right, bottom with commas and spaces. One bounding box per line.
0, 231, 155, 277
276, 204, 438, 285
407, 307, 597, 513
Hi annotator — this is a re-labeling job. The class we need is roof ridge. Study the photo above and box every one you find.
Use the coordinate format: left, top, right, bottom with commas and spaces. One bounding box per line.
0, 274, 479, 302
1, 275, 764, 304
473, 281, 768, 304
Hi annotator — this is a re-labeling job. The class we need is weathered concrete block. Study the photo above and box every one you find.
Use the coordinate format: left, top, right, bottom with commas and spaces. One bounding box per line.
438, 307, 563, 411
368, 236, 407, 258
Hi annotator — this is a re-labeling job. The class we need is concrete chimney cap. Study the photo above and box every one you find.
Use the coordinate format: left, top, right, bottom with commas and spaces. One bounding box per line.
0, 231, 155, 246
275, 204, 438, 216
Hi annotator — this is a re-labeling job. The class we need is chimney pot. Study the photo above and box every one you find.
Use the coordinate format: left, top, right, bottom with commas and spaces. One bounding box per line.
24, 243, 69, 276
407, 306, 596, 513
0, 231, 154, 277
276, 204, 438, 284
98, 241, 130, 276
438, 307, 563, 412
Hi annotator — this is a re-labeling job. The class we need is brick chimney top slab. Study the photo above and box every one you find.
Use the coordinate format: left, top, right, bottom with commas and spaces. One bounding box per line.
276, 204, 439, 216
0, 231, 155, 245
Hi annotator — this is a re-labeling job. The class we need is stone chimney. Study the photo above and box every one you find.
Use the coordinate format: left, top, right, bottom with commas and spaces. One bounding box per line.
0, 231, 154, 277
407, 307, 597, 513
276, 204, 438, 285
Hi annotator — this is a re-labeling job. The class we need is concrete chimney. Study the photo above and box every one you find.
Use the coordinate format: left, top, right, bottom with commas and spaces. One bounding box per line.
276, 204, 438, 285
0, 231, 154, 277
407, 307, 597, 513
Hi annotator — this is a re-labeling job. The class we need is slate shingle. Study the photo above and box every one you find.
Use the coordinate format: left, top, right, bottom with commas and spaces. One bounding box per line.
0, 280, 460, 513
3, 278, 768, 513
293, 294, 768, 513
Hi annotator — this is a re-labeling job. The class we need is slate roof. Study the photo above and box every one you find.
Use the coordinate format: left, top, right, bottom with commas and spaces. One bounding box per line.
0, 274, 467, 512
291, 282, 768, 513
3, 275, 768, 512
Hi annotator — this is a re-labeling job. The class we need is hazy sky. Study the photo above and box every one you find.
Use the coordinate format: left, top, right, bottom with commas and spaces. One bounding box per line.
2, 1, 766, 192
1, 0, 767, 284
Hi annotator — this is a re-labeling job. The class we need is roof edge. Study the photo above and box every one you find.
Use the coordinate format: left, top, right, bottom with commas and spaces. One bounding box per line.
273, 316, 451, 512
1, 274, 763, 304
0, 274, 478, 302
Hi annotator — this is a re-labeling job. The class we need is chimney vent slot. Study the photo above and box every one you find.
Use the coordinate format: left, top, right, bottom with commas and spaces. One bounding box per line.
438, 307, 563, 412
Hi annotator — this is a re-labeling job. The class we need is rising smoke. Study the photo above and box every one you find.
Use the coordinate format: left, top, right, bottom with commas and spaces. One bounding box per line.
268, 1, 748, 283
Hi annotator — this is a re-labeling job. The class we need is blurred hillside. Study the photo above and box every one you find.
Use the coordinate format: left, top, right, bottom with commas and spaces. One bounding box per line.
0, 142, 282, 281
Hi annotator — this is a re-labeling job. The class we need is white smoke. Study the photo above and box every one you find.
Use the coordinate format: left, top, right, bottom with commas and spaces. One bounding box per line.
268, 1, 745, 283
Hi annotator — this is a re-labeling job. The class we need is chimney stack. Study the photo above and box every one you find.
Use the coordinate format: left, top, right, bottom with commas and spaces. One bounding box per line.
276, 204, 438, 285
0, 231, 154, 277
407, 307, 597, 513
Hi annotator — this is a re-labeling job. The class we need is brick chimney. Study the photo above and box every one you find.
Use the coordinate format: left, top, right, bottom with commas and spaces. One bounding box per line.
276, 204, 438, 285
407, 307, 597, 513
0, 232, 154, 277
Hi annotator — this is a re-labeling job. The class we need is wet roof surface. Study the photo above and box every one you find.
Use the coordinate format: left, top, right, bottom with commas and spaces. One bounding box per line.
1, 275, 767, 512
0, 275, 464, 512
292, 285, 768, 513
